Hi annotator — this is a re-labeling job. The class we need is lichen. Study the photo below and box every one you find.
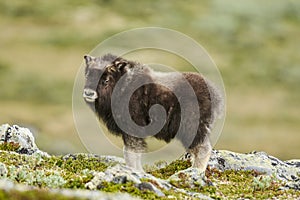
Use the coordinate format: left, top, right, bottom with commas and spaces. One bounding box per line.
0, 147, 299, 199
193, 167, 299, 199
8, 165, 66, 188
0, 150, 107, 189
147, 159, 300, 199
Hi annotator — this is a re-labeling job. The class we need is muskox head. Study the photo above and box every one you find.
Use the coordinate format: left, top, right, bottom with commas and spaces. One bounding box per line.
83, 54, 133, 104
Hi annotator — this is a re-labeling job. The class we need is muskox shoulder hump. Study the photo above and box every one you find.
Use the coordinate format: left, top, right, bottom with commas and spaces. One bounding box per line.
101, 53, 118, 62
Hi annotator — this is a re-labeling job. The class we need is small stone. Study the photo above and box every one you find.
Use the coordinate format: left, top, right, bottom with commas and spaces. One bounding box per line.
136, 182, 165, 197
0, 162, 8, 178
96, 184, 105, 190
217, 157, 225, 168
168, 168, 207, 188
136, 182, 153, 191
85, 172, 106, 190
0, 124, 10, 142
112, 176, 127, 184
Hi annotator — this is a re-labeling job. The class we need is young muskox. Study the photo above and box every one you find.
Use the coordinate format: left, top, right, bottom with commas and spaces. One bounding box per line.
83, 54, 224, 172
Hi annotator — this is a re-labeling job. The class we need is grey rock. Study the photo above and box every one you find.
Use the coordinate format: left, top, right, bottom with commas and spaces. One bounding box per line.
136, 182, 165, 197
85, 172, 106, 190
0, 162, 8, 178
208, 150, 300, 190
112, 176, 127, 184
85, 164, 167, 197
0, 124, 49, 157
286, 160, 300, 168
86, 164, 150, 189
85, 163, 212, 199
168, 168, 207, 188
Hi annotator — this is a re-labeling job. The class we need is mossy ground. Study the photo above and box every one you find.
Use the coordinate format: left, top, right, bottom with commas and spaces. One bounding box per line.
147, 159, 192, 179
0, 143, 107, 191
201, 167, 299, 199
0, 142, 20, 152
0, 144, 299, 199
147, 158, 300, 199
0, 189, 83, 200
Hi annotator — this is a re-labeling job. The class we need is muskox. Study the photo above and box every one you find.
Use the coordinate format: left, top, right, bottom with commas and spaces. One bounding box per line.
83, 54, 224, 172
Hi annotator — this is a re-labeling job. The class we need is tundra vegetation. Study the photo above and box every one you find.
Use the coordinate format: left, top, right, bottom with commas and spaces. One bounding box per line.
0, 140, 299, 199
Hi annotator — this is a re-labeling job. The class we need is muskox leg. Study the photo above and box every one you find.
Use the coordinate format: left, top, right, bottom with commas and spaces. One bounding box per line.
188, 134, 212, 173
122, 134, 146, 172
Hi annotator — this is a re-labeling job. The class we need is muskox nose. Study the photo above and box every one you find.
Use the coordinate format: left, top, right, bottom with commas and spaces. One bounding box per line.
83, 89, 98, 102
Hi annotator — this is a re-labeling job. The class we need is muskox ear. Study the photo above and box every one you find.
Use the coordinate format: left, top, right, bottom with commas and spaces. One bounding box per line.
83, 55, 95, 65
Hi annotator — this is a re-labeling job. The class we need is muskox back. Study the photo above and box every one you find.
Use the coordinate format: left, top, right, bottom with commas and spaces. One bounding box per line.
146, 71, 223, 148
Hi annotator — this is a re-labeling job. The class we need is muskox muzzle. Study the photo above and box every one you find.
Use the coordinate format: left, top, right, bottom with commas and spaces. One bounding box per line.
83, 88, 98, 102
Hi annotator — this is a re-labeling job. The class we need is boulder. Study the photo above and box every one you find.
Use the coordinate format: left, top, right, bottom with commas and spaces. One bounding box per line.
207, 150, 300, 190
0, 124, 48, 156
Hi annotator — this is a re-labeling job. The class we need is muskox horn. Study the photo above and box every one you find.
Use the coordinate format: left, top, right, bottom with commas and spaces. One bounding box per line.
83, 55, 95, 65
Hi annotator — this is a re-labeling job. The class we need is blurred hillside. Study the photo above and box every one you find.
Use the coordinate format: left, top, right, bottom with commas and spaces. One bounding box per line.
0, 0, 299, 159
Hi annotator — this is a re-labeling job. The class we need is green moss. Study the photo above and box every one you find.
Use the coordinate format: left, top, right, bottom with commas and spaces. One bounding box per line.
0, 142, 20, 152
99, 181, 191, 200
99, 181, 159, 199
48, 155, 107, 174
63, 173, 94, 189
150, 163, 300, 199
49, 155, 108, 189
0, 150, 299, 199
199, 167, 300, 199
0, 151, 107, 189
0, 189, 83, 200
148, 159, 191, 179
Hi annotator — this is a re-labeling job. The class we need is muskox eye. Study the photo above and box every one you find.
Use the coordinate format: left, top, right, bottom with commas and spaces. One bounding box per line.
102, 77, 109, 85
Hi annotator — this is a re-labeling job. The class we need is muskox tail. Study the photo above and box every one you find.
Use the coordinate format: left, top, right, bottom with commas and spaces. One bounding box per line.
205, 78, 225, 125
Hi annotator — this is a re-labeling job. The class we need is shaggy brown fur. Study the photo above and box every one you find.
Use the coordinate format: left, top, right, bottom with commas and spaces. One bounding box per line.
83, 54, 223, 172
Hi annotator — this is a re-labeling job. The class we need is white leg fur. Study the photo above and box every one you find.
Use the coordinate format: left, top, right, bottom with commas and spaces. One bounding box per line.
123, 146, 144, 172
189, 136, 212, 172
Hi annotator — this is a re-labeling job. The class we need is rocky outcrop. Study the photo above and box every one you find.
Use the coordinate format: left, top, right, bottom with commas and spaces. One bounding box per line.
0, 124, 299, 199
0, 124, 48, 156
208, 150, 300, 190
85, 163, 211, 199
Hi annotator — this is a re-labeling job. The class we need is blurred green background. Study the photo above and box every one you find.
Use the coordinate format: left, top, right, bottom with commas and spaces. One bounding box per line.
0, 0, 299, 159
